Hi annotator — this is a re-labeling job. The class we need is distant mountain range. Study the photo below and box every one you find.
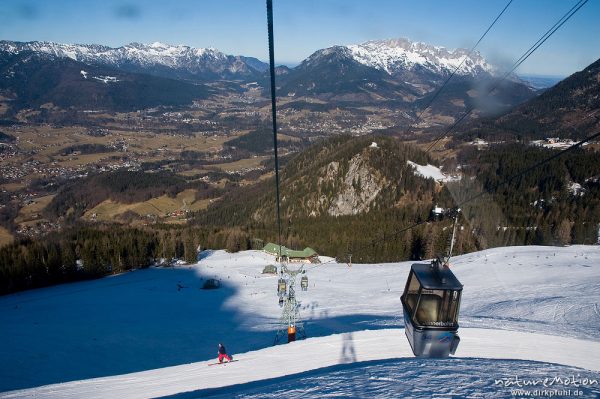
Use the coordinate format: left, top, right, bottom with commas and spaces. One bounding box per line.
274, 38, 510, 101
0, 38, 538, 114
517, 75, 564, 90
348, 38, 495, 76
0, 50, 211, 112
0, 38, 495, 82
0, 40, 268, 81
274, 39, 537, 119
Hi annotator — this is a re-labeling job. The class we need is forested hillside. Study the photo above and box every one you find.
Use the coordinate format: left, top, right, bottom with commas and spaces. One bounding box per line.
455, 144, 600, 247
2, 134, 599, 296
45, 170, 221, 221
456, 57, 600, 142
196, 136, 600, 262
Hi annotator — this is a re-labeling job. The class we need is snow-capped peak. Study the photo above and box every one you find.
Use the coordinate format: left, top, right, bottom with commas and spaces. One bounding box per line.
346, 37, 495, 77
149, 41, 169, 49
0, 40, 267, 77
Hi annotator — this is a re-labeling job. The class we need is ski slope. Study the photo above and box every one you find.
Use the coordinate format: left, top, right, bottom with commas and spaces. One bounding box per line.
1, 246, 599, 398
2, 329, 599, 399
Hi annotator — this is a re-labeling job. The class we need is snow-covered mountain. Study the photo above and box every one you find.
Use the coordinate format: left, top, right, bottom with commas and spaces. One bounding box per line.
0, 40, 268, 80
347, 38, 495, 77
0, 38, 536, 113
0, 50, 211, 111
1, 246, 599, 398
278, 37, 534, 106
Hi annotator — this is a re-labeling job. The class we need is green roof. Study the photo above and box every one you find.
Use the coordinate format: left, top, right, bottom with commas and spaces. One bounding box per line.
263, 243, 317, 258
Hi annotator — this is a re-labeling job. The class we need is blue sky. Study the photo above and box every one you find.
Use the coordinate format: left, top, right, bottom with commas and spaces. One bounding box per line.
1, 0, 598, 76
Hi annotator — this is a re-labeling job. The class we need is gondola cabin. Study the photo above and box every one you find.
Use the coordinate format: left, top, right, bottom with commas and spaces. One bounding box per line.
300, 275, 308, 291
277, 278, 287, 296
401, 261, 463, 357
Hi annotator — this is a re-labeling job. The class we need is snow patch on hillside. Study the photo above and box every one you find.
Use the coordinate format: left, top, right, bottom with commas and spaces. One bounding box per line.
407, 160, 460, 182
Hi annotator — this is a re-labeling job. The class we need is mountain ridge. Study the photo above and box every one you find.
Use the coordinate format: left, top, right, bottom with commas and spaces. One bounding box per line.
0, 37, 538, 118
0, 40, 269, 81
276, 38, 534, 109
456, 56, 600, 141
347, 38, 495, 77
0, 37, 508, 84
0, 50, 211, 112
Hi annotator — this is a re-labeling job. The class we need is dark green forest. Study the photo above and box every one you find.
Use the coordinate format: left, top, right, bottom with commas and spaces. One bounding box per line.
0, 224, 256, 295
1, 136, 599, 296
194, 136, 600, 263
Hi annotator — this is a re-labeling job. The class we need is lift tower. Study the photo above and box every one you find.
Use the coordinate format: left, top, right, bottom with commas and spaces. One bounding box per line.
274, 263, 307, 344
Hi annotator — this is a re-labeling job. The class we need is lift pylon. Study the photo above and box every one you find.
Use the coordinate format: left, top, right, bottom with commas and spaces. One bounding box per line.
274, 263, 307, 344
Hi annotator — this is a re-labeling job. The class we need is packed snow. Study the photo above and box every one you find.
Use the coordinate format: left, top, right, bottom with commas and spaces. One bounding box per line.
1, 245, 599, 398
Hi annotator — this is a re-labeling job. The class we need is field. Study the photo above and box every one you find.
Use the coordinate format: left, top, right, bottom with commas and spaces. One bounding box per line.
15, 195, 55, 225
0, 114, 277, 236
13, 125, 235, 170
0, 227, 12, 247
210, 155, 269, 172
83, 189, 212, 222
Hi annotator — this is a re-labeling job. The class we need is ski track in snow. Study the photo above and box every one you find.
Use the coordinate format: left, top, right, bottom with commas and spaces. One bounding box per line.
0, 245, 599, 397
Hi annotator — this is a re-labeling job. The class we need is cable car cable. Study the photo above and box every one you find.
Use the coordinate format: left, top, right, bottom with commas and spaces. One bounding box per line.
405, 0, 514, 137
266, 0, 310, 343
455, 129, 600, 209
345, 127, 599, 263
426, 0, 589, 153
266, 0, 283, 260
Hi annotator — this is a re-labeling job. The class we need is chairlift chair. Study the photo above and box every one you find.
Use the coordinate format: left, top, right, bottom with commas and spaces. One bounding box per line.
400, 258, 463, 357
300, 275, 308, 291
277, 278, 287, 296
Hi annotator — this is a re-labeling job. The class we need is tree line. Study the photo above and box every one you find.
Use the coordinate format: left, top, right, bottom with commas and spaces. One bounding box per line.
0, 224, 259, 295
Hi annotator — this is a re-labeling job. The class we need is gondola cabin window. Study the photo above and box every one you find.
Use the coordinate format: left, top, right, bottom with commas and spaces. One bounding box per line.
415, 289, 461, 327
403, 272, 421, 314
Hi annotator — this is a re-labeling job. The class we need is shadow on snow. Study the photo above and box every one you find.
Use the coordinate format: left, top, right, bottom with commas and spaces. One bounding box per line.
157, 358, 600, 399
0, 260, 402, 392
0, 265, 256, 391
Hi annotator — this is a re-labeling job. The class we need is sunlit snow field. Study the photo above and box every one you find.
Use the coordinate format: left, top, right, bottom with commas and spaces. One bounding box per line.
1, 245, 599, 398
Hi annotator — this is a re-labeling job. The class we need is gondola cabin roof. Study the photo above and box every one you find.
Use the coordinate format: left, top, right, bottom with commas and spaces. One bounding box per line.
410, 263, 463, 291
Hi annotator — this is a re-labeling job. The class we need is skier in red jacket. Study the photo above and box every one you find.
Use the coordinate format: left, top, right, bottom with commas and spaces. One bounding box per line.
218, 343, 232, 363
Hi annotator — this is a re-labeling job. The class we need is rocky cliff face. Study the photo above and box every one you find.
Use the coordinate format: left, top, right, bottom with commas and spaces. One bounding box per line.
297, 147, 387, 217
325, 151, 386, 216
203, 136, 437, 231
